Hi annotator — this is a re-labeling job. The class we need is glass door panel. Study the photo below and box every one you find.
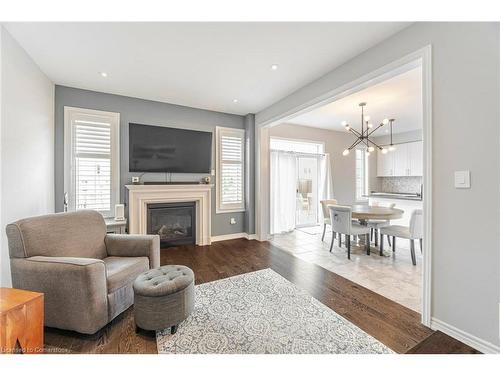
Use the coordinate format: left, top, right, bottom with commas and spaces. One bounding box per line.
296, 156, 319, 227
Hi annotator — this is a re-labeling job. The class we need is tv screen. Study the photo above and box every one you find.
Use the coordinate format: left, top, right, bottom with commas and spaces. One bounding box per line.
129, 123, 212, 173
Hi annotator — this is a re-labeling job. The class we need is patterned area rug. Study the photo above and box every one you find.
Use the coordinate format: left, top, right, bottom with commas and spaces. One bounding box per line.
156, 269, 393, 354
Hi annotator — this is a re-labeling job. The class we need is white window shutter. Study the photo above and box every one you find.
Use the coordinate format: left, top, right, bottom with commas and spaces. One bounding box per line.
64, 107, 120, 217
216, 127, 245, 213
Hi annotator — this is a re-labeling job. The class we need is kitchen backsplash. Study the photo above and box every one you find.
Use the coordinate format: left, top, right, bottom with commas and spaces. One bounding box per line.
379, 176, 422, 194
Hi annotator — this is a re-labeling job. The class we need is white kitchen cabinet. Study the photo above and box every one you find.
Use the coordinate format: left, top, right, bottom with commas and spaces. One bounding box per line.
408, 141, 423, 176
393, 143, 409, 176
377, 148, 393, 176
376, 140, 423, 177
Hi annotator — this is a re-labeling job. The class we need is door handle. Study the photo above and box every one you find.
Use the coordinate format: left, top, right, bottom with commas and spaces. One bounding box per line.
63, 192, 69, 212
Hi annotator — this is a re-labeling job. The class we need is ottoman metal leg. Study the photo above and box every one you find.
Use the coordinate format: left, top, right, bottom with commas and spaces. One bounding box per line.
171, 325, 178, 334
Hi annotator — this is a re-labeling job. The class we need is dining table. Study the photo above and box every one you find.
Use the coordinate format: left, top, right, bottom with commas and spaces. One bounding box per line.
328, 204, 405, 255
350, 204, 404, 225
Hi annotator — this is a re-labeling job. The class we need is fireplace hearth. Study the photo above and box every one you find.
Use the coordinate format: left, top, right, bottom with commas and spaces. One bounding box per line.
147, 202, 196, 247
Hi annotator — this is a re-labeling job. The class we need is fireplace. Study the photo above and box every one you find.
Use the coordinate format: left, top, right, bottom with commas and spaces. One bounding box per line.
146, 202, 196, 247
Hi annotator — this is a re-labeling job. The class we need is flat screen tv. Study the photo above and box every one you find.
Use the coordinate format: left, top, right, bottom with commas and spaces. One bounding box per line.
129, 123, 212, 173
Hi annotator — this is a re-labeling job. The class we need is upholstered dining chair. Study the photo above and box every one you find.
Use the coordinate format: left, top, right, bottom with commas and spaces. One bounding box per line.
320, 199, 338, 241
367, 202, 396, 247
328, 205, 371, 260
379, 209, 423, 265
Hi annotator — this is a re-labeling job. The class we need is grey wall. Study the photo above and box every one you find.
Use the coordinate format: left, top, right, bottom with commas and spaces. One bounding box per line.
258, 23, 500, 349
1, 27, 55, 286
244, 114, 256, 234
269, 123, 360, 205
55, 85, 252, 236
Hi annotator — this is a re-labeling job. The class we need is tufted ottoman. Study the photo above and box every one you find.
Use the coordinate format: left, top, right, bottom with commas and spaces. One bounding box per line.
133, 265, 194, 334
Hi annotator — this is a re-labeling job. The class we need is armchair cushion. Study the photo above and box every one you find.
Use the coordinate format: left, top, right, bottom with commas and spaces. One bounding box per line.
105, 234, 160, 268
10, 256, 108, 334
104, 256, 149, 293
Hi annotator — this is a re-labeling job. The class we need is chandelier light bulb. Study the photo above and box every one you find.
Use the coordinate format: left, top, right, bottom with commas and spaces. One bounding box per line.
345, 125, 350, 131
364, 115, 370, 121
382, 118, 389, 125
381, 148, 388, 154
341, 120, 348, 126
342, 149, 350, 156
367, 146, 375, 152
367, 123, 373, 129
389, 145, 396, 151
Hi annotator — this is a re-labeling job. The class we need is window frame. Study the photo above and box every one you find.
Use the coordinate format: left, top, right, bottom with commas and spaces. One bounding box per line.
216, 126, 246, 214
269, 136, 325, 154
63, 106, 120, 218
355, 148, 369, 202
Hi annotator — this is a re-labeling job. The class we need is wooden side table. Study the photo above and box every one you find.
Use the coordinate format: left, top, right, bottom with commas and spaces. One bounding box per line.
0, 288, 44, 354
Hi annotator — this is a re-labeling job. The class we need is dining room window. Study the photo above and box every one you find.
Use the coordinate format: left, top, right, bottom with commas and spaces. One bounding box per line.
355, 149, 369, 202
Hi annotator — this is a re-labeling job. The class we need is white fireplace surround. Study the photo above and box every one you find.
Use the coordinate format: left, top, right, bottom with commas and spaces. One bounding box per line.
126, 184, 213, 246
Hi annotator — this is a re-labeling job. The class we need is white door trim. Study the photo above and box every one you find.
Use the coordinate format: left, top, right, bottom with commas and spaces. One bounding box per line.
255, 45, 433, 327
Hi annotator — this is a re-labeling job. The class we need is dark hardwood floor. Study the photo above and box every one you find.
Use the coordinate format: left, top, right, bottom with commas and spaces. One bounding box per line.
44, 239, 479, 354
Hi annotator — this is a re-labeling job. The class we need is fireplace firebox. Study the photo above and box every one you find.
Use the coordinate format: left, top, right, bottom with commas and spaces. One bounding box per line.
146, 202, 196, 247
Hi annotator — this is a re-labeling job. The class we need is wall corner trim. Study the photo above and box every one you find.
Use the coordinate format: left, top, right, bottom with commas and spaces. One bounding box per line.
211, 232, 257, 242
430, 317, 500, 354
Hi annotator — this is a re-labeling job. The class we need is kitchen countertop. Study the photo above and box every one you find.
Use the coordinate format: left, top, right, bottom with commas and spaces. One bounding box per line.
368, 192, 423, 201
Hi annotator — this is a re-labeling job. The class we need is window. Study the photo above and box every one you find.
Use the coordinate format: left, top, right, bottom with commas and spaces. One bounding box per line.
355, 149, 369, 201
216, 127, 245, 213
270, 138, 324, 154
64, 107, 120, 217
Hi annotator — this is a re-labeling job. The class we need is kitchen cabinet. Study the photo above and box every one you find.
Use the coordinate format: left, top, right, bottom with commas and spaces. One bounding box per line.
377, 147, 393, 176
376, 140, 422, 177
408, 141, 423, 176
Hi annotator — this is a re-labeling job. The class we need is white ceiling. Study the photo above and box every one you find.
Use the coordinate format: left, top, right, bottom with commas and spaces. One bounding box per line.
287, 65, 422, 134
4, 22, 410, 115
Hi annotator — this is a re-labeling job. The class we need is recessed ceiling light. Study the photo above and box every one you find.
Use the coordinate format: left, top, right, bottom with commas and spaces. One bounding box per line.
99, 72, 108, 78
233, 99, 238, 103
271, 64, 279, 70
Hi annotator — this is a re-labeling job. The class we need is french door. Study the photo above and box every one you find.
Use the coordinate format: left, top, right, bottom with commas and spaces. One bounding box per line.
295, 155, 319, 227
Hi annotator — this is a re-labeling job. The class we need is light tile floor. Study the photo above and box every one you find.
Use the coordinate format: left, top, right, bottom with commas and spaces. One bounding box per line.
269, 225, 422, 312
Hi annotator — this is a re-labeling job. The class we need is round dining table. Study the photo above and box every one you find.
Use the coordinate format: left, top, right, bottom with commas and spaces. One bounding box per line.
350, 204, 404, 225
327, 204, 405, 254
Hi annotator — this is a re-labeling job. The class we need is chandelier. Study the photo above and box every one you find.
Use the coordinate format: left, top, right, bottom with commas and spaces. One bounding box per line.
341, 102, 395, 156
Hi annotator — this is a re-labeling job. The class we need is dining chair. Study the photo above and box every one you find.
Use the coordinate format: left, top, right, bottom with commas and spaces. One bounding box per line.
367, 202, 396, 247
328, 205, 371, 260
379, 209, 423, 265
320, 199, 338, 241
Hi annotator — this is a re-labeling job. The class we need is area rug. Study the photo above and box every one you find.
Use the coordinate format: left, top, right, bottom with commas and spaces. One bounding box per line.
156, 269, 393, 354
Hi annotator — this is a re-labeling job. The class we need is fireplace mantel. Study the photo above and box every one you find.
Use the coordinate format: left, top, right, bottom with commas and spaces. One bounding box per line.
125, 184, 213, 246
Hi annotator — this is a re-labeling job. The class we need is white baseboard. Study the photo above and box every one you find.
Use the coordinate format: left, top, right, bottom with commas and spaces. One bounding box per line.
211, 232, 258, 242
430, 317, 500, 354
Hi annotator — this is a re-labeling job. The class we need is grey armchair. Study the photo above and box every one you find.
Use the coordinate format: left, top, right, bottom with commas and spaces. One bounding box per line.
6, 210, 160, 334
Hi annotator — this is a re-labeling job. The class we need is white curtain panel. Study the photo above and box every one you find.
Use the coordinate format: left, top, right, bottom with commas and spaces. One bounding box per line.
270, 150, 297, 234
318, 153, 334, 222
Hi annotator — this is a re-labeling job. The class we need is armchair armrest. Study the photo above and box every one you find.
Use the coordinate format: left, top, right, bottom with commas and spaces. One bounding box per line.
105, 234, 160, 269
10, 256, 108, 334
